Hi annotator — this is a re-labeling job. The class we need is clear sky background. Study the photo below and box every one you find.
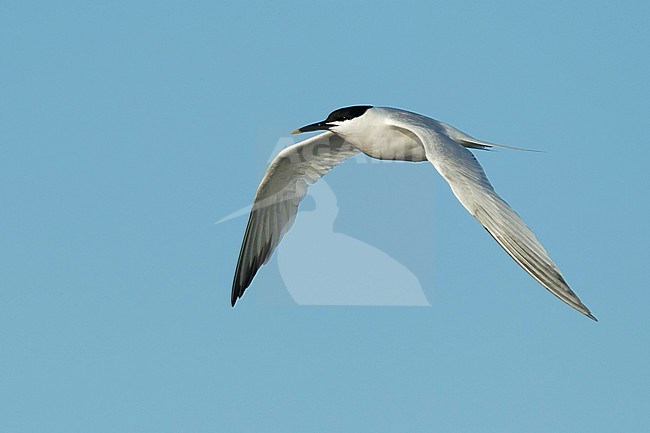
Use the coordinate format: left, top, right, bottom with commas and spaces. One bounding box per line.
2, 1, 649, 432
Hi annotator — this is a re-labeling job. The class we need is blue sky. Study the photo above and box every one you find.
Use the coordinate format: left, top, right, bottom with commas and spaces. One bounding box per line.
2, 1, 649, 432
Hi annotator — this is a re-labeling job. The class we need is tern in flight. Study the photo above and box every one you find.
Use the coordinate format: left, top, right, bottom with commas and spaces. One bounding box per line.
230, 105, 596, 320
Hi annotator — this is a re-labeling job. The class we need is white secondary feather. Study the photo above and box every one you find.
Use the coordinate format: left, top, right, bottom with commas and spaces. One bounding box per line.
231, 131, 359, 306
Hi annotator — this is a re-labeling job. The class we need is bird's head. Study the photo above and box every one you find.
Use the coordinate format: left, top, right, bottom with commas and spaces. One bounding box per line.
292, 105, 374, 135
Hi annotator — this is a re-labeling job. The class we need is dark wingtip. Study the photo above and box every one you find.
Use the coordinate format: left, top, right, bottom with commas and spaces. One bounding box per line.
577, 300, 597, 321
231, 272, 251, 308
231, 283, 241, 307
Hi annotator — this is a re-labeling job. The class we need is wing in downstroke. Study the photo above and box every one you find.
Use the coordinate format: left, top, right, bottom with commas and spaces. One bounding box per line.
231, 132, 359, 306
385, 111, 596, 320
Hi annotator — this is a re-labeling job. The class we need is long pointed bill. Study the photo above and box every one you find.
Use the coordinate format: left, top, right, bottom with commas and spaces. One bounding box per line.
291, 120, 331, 134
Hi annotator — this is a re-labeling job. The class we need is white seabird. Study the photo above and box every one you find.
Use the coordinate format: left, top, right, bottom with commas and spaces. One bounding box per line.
230, 105, 596, 321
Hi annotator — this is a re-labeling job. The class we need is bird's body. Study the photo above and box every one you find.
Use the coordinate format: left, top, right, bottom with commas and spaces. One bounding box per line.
230, 105, 596, 320
331, 108, 428, 161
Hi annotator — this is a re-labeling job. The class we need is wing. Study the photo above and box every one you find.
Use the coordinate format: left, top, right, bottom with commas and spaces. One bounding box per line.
231, 131, 359, 306
385, 110, 596, 320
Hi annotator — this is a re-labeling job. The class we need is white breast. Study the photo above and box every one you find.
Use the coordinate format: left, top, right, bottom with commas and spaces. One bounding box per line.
332, 108, 428, 162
